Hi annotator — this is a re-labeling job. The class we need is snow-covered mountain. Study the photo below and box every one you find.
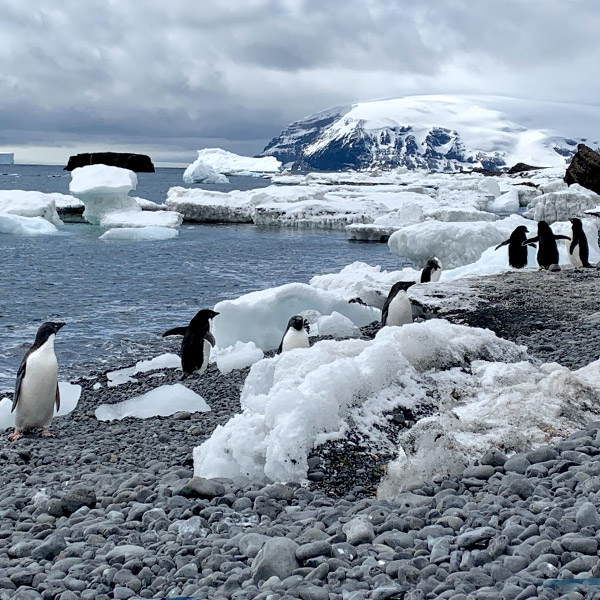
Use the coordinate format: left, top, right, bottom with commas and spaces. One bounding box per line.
258, 95, 600, 172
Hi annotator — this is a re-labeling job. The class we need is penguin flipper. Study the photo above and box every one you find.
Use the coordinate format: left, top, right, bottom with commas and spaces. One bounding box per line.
523, 236, 539, 246
495, 239, 510, 251
204, 332, 216, 347
554, 235, 571, 241
55, 384, 60, 413
11, 353, 29, 413
570, 238, 579, 254
162, 326, 188, 337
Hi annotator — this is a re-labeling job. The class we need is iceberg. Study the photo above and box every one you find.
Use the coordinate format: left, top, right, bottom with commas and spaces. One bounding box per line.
0, 214, 59, 236
99, 226, 179, 241
191, 148, 281, 175
183, 158, 229, 184
0, 190, 63, 225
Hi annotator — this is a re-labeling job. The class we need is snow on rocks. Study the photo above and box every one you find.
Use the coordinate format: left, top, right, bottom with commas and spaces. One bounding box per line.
191, 148, 282, 175
95, 383, 210, 421
193, 320, 527, 483
211, 282, 379, 351
70, 164, 182, 230
183, 155, 229, 184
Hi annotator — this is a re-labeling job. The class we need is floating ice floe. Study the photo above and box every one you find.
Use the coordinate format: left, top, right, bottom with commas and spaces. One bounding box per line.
191, 148, 281, 176
107, 353, 181, 386
194, 319, 600, 494
0, 382, 81, 431
183, 155, 230, 184
212, 283, 379, 351
525, 184, 600, 223
95, 384, 210, 421
0, 190, 64, 226
99, 226, 179, 241
0, 214, 59, 236
70, 164, 182, 230
215, 342, 264, 375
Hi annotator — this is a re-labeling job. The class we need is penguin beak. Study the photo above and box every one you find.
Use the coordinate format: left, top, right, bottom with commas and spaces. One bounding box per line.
54, 322, 66, 332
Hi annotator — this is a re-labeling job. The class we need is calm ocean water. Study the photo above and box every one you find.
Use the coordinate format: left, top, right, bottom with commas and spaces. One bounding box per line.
0, 165, 403, 393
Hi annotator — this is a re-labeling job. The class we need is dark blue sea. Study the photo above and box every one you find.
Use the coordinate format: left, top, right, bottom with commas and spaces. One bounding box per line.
0, 165, 403, 393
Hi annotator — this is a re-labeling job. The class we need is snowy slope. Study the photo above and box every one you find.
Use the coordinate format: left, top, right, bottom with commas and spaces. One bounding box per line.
259, 95, 600, 172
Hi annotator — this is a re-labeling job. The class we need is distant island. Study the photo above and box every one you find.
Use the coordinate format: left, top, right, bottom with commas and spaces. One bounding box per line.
64, 152, 155, 172
0, 152, 14, 165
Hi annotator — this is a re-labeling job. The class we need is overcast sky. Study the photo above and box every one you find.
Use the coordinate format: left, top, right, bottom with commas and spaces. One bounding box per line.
0, 0, 598, 165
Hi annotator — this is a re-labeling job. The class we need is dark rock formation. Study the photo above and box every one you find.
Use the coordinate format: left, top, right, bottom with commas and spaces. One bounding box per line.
507, 162, 545, 174
564, 144, 600, 195
64, 152, 155, 172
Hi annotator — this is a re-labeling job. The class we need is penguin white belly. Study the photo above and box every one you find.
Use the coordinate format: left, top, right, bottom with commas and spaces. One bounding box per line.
430, 269, 441, 282
386, 293, 413, 326
16, 344, 58, 430
281, 328, 309, 352
195, 339, 212, 375
567, 239, 582, 268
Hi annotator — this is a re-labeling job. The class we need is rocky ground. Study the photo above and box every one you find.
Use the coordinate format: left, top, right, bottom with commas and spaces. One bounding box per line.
1, 269, 600, 599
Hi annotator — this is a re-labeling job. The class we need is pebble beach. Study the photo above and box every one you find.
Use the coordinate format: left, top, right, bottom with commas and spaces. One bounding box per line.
2, 269, 600, 600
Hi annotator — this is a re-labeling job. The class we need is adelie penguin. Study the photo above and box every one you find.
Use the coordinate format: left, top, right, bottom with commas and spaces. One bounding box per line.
566, 217, 592, 268
381, 281, 415, 327
523, 220, 570, 270
277, 315, 310, 354
9, 321, 65, 441
420, 257, 442, 283
163, 309, 219, 379
495, 225, 536, 269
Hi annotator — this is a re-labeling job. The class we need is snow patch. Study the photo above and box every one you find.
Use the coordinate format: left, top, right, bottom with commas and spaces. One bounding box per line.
215, 342, 264, 375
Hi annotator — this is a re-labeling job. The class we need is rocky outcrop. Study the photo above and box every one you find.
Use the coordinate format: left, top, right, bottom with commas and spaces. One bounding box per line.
507, 162, 545, 174
565, 144, 600, 195
64, 152, 155, 172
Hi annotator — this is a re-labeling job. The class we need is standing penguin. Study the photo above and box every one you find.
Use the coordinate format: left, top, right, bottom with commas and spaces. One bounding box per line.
495, 225, 535, 269
163, 309, 219, 379
523, 221, 570, 270
277, 315, 310, 354
381, 281, 415, 327
567, 217, 592, 268
9, 321, 65, 441
420, 257, 442, 283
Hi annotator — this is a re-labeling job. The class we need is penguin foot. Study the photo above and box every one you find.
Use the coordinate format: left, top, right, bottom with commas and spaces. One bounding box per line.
8, 430, 23, 441
41, 428, 56, 438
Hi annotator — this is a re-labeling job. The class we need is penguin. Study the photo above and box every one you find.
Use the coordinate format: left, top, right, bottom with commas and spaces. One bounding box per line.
523, 220, 570, 270
381, 281, 415, 327
567, 217, 592, 268
420, 257, 442, 283
277, 315, 310, 354
163, 309, 219, 379
9, 321, 65, 441
495, 225, 535, 269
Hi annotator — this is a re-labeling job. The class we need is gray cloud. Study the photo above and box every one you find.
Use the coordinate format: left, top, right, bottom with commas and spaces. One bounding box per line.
0, 0, 598, 164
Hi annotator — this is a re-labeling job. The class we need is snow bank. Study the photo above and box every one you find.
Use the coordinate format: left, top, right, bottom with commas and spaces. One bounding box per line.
99, 226, 179, 241
183, 156, 229, 184
526, 184, 600, 223
212, 282, 379, 351
193, 148, 281, 175
0, 382, 81, 431
193, 320, 527, 483
0, 190, 63, 225
69, 164, 140, 225
0, 214, 59, 236
215, 342, 264, 375
107, 353, 181, 387
95, 384, 210, 421
388, 215, 532, 268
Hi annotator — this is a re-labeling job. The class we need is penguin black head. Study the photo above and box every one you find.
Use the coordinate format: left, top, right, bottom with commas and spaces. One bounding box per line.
34, 321, 65, 346
570, 217, 583, 229
537, 220, 552, 234
513, 225, 528, 236
389, 281, 415, 296
188, 309, 219, 330
425, 257, 441, 270
288, 315, 310, 333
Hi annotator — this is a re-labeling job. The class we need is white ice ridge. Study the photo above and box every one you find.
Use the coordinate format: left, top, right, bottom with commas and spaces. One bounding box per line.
107, 353, 181, 387
99, 226, 179, 242
0, 382, 81, 431
190, 148, 282, 175
95, 384, 210, 421
211, 282, 379, 351
69, 165, 182, 230
194, 320, 600, 494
